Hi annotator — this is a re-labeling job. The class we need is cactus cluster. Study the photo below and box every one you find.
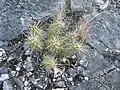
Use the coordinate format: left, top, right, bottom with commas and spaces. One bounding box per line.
28, 18, 88, 70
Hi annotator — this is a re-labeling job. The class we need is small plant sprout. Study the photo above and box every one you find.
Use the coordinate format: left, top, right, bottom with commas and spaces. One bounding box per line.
41, 55, 56, 70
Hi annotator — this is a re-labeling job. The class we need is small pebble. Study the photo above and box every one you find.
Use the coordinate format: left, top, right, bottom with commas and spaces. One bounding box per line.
83, 62, 88, 67
45, 77, 48, 81
79, 60, 85, 65
24, 81, 29, 86
7, 56, 13, 62
0, 48, 6, 62
84, 77, 89, 81
53, 79, 56, 82
62, 58, 67, 62
22, 78, 25, 81
54, 67, 60, 76
11, 71, 16, 76
105, 48, 109, 51
25, 50, 30, 55
72, 55, 76, 59
0, 48, 5, 54
95, 0, 104, 4
16, 67, 20, 71
27, 57, 31, 61
0, 52, 2, 56
68, 77, 73, 81
26, 72, 33, 77
20, 17, 25, 26
116, 68, 120, 72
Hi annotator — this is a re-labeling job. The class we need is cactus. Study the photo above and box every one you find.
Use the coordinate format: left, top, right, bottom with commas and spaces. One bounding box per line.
28, 25, 44, 51
41, 55, 56, 69
28, 17, 88, 70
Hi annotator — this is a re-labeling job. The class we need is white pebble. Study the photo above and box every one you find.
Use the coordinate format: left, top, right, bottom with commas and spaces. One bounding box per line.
105, 48, 109, 51
62, 58, 67, 62
54, 67, 60, 75
26, 72, 33, 77
53, 79, 56, 82
95, 0, 104, 5
0, 48, 5, 53
24, 81, 29, 86
20, 17, 25, 26
25, 50, 30, 55
16, 67, 20, 71
7, 56, 13, 62
72, 55, 76, 59
116, 68, 120, 72
84, 77, 89, 81
68, 77, 73, 81
0, 52, 2, 56
80, 60, 85, 65
52, 89, 64, 90
27, 57, 31, 61
83, 62, 88, 67
11, 71, 16, 76
22, 78, 25, 81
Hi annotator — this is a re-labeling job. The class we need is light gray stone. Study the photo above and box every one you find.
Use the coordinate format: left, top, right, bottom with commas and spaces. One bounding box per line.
3, 80, 13, 90
0, 74, 9, 81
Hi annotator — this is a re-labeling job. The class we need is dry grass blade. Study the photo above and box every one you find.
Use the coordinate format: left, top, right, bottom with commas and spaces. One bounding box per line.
74, 21, 88, 44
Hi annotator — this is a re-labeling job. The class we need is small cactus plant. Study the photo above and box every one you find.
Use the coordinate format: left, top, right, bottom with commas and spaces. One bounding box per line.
27, 17, 88, 70
45, 21, 63, 55
41, 55, 56, 69
46, 36, 63, 55
48, 21, 62, 38
28, 25, 44, 51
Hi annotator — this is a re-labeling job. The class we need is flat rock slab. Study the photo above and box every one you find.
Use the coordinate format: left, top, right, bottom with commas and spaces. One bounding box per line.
0, 0, 61, 40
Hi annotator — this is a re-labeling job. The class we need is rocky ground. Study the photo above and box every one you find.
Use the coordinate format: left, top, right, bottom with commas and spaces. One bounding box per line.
0, 0, 120, 90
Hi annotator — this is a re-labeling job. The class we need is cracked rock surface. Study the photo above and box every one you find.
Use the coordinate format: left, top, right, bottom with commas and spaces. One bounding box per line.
0, 0, 120, 90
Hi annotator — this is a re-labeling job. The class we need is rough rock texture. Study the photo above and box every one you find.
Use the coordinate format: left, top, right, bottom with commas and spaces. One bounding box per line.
0, 0, 61, 40
0, 0, 120, 90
